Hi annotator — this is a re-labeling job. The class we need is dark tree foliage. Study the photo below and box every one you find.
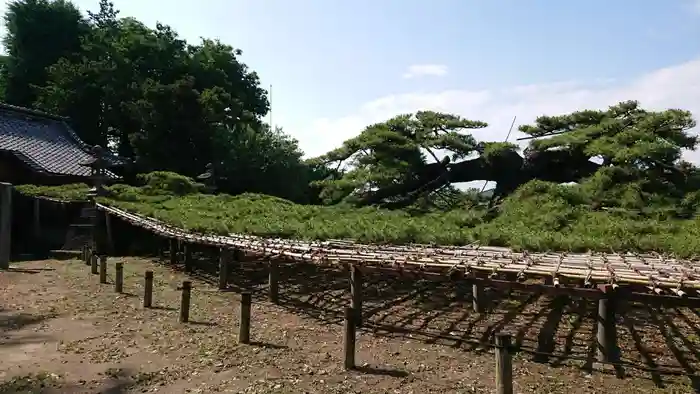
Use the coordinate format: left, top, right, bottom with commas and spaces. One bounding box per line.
313, 101, 699, 212
1, 0, 88, 107
2, 0, 324, 203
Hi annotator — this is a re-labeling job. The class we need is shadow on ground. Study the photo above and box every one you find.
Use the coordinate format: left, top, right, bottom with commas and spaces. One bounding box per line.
117, 234, 700, 390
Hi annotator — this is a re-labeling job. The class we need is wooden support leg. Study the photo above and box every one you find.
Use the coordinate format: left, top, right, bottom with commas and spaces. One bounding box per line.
597, 285, 618, 363
473, 282, 485, 313
169, 239, 177, 265
268, 260, 279, 303
350, 265, 363, 327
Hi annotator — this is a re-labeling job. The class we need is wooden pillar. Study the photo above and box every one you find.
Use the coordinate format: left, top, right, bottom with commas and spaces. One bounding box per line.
114, 262, 124, 293
350, 265, 363, 327
597, 285, 618, 362
239, 293, 251, 344
454, 278, 467, 301
93, 202, 107, 256
268, 260, 279, 303
218, 248, 229, 290
0, 183, 11, 269
495, 333, 513, 394
33, 199, 41, 242
183, 244, 192, 272
99, 256, 108, 284
143, 271, 154, 308
169, 239, 177, 265
90, 254, 98, 274
472, 282, 485, 313
105, 211, 114, 255
179, 281, 192, 323
344, 307, 357, 369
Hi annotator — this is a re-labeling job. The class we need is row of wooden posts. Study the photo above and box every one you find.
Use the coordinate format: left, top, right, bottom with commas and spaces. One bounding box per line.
81, 245, 516, 394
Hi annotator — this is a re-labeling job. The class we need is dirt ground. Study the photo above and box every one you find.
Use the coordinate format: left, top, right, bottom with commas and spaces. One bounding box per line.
1, 256, 698, 393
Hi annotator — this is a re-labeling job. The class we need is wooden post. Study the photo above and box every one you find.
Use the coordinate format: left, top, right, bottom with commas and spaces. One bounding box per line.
179, 281, 191, 323
268, 260, 279, 303
350, 265, 363, 327
99, 256, 107, 284
454, 279, 467, 301
143, 271, 153, 308
90, 254, 98, 274
104, 212, 113, 255
0, 183, 11, 270
344, 307, 356, 369
218, 248, 228, 290
33, 198, 41, 242
85, 247, 92, 266
153, 234, 165, 261
239, 292, 251, 344
597, 285, 618, 362
495, 333, 513, 394
473, 282, 485, 313
81, 245, 87, 263
183, 244, 192, 272
114, 262, 124, 293
169, 239, 177, 265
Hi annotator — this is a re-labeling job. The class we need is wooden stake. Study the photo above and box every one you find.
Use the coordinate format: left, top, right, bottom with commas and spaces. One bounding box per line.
597, 285, 618, 362
169, 239, 177, 265
85, 247, 92, 266
179, 281, 191, 323
239, 292, 251, 344
99, 256, 107, 284
268, 260, 279, 303
0, 183, 11, 270
473, 282, 485, 313
90, 254, 98, 274
105, 212, 113, 255
495, 333, 513, 394
115, 262, 124, 293
344, 307, 356, 369
183, 244, 192, 272
218, 248, 228, 290
350, 265, 363, 327
143, 270, 153, 308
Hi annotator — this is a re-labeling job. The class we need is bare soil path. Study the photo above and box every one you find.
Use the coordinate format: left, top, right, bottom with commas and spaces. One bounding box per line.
0, 258, 696, 393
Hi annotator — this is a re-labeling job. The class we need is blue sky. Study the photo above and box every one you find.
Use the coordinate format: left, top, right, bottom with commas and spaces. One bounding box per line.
2, 0, 700, 159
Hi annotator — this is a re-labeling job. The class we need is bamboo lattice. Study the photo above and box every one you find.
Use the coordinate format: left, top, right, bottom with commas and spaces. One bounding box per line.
96, 204, 700, 294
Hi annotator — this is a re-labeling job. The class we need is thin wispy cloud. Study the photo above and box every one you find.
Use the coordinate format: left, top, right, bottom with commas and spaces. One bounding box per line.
302, 58, 700, 160
690, 0, 700, 14
401, 64, 449, 79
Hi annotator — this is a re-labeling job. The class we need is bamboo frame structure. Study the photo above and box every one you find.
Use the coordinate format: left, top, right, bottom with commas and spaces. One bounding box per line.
94, 203, 700, 298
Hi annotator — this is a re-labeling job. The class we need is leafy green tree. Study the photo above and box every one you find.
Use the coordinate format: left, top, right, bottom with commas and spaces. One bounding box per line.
0, 54, 8, 99
210, 124, 328, 203
1, 0, 88, 107
311, 111, 489, 207
522, 100, 698, 210
314, 101, 698, 211
36, 0, 270, 175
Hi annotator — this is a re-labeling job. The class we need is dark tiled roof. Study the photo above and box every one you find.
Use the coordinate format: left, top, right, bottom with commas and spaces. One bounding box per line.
0, 103, 123, 178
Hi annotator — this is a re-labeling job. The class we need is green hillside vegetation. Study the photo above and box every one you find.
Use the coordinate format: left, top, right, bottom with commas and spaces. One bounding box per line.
16, 171, 700, 257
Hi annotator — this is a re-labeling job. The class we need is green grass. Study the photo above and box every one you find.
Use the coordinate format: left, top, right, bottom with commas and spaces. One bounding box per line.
15, 172, 700, 257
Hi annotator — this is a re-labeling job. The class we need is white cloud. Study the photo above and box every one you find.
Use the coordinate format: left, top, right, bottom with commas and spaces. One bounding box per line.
692, 0, 700, 14
401, 64, 449, 79
302, 58, 700, 169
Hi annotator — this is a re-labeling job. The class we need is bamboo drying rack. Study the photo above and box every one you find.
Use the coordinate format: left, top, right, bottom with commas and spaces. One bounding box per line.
96, 203, 700, 297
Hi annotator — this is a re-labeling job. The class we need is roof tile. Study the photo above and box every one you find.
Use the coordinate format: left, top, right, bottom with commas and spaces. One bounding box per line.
0, 106, 119, 178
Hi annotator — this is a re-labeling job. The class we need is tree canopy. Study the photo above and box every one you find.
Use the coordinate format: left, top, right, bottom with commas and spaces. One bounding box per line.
312, 101, 700, 214
1, 0, 323, 203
